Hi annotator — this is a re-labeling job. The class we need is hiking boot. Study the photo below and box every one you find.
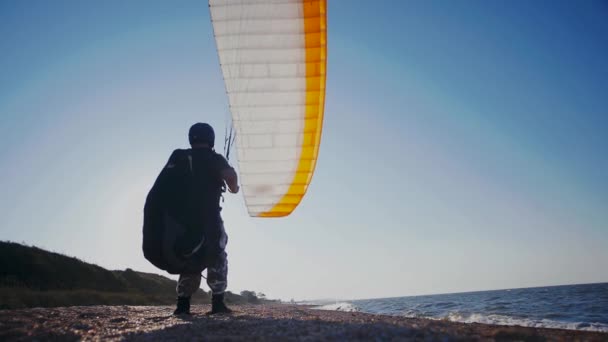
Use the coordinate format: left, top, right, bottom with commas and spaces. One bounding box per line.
173, 296, 191, 315
207, 293, 232, 315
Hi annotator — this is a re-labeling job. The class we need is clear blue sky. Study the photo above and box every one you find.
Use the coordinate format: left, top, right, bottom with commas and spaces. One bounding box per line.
1, 0, 607, 301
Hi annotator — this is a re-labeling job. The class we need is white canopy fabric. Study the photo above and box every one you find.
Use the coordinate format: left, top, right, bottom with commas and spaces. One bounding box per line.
210, 0, 327, 217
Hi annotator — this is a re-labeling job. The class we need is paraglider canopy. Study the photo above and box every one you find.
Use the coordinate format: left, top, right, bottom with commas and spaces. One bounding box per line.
209, 0, 327, 217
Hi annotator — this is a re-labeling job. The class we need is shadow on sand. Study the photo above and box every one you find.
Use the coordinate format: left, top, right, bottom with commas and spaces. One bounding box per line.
122, 313, 428, 341
121, 312, 549, 341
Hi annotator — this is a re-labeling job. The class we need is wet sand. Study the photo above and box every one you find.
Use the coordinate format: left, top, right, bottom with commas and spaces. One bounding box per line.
0, 304, 605, 341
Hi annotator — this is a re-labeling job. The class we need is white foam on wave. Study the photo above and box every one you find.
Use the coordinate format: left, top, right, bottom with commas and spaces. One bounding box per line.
312, 302, 360, 312
445, 312, 608, 333
307, 300, 608, 332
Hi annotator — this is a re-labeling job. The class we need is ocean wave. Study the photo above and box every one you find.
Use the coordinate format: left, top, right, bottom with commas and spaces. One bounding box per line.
312, 302, 361, 312
399, 309, 434, 319
311, 303, 608, 332
445, 312, 608, 333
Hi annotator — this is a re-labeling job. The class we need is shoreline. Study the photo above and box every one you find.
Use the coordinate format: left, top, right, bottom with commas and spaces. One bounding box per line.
311, 302, 608, 334
1, 304, 606, 341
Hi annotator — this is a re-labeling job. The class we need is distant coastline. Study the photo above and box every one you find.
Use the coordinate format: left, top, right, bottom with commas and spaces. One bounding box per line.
0, 241, 274, 310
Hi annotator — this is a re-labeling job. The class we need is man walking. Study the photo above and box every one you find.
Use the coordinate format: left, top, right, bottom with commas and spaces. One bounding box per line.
153, 122, 239, 315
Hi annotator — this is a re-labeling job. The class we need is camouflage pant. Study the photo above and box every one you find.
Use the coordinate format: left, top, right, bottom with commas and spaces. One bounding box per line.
176, 250, 228, 297
176, 225, 228, 297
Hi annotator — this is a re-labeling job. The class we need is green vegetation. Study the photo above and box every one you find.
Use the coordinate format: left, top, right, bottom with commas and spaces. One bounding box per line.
0, 241, 273, 309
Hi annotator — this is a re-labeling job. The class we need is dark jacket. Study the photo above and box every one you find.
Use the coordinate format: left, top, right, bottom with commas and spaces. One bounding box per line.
143, 148, 231, 274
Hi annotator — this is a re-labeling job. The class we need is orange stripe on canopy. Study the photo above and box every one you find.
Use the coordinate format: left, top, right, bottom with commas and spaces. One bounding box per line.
258, 0, 327, 217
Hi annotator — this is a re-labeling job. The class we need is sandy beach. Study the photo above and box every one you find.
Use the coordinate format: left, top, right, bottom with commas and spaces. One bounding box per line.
0, 304, 606, 341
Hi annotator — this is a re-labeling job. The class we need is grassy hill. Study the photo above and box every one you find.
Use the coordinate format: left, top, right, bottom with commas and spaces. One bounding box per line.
0, 241, 266, 309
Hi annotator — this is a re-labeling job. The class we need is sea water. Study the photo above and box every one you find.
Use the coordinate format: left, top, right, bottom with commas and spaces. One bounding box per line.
313, 283, 608, 332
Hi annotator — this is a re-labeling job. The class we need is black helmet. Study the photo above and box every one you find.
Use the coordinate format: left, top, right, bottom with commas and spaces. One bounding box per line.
188, 123, 215, 147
